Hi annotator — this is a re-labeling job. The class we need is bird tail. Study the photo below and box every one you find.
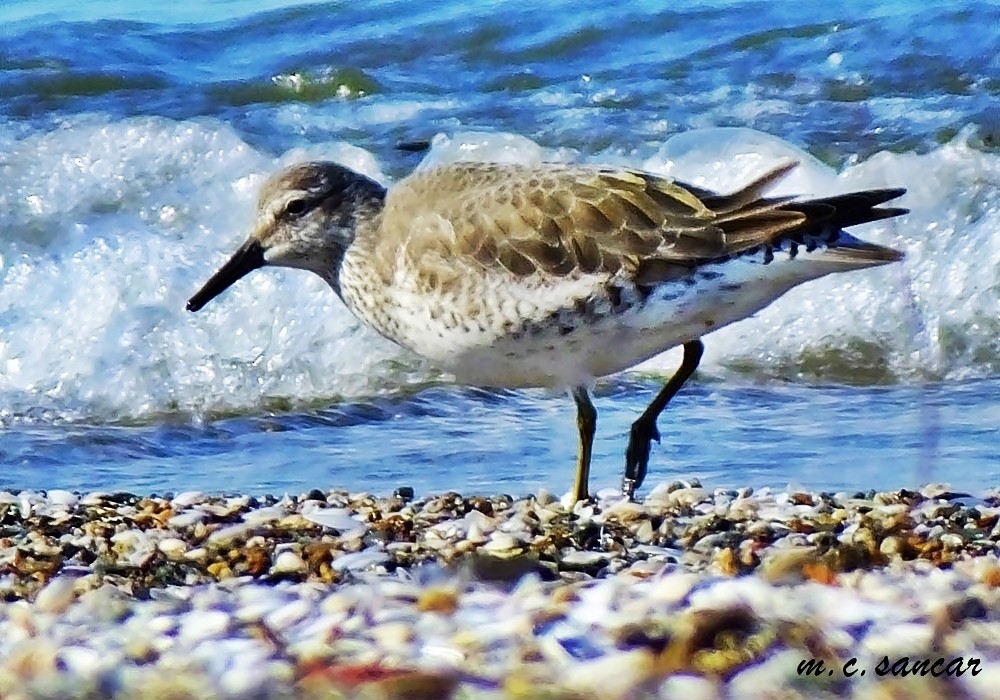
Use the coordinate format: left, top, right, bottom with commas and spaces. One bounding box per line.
700, 161, 908, 267
782, 188, 907, 268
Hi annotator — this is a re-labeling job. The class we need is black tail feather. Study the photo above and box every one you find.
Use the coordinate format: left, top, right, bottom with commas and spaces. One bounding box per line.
784, 188, 909, 229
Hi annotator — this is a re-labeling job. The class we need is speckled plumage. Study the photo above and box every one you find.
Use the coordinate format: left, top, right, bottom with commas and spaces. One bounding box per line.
333, 161, 905, 388
188, 158, 907, 502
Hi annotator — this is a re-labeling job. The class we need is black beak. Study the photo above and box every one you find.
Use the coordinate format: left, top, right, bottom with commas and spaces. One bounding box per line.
186, 240, 266, 312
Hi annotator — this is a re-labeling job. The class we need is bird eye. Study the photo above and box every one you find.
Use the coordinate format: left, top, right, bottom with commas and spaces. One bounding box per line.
285, 198, 307, 216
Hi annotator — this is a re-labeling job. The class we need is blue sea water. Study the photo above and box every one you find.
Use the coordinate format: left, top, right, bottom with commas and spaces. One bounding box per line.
0, 0, 997, 498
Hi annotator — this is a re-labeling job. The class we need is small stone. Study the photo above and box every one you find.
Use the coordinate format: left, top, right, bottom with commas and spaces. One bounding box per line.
305, 488, 327, 501
482, 532, 520, 553
56, 646, 103, 678
534, 488, 555, 505
167, 510, 207, 529
418, 588, 459, 614
178, 609, 231, 643
184, 547, 209, 562
879, 535, 903, 558
242, 505, 287, 525
172, 491, 207, 507
634, 519, 655, 543
265, 598, 313, 629
465, 520, 487, 544
271, 550, 308, 575
760, 547, 817, 585
33, 576, 76, 614
207, 522, 256, 545
561, 550, 608, 567
46, 489, 79, 507
331, 549, 390, 572
207, 561, 234, 580
939, 532, 964, 549
158, 537, 188, 558
302, 507, 366, 532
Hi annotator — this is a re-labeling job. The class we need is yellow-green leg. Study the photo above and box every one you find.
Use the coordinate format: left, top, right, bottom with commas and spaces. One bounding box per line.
623, 339, 704, 499
571, 386, 597, 503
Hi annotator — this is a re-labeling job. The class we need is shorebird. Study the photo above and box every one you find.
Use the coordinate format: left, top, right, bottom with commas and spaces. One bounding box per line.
187, 158, 906, 503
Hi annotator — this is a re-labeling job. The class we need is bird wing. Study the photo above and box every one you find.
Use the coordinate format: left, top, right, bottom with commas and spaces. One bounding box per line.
378, 160, 894, 290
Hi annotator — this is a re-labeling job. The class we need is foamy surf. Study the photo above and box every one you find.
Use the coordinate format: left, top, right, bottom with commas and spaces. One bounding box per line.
635, 126, 1000, 384
1, 120, 997, 427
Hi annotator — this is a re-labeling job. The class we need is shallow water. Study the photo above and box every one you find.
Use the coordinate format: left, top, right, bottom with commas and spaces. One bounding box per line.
2, 378, 998, 496
1, 0, 998, 497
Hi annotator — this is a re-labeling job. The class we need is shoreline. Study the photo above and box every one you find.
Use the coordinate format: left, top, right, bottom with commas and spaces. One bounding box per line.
2, 482, 999, 698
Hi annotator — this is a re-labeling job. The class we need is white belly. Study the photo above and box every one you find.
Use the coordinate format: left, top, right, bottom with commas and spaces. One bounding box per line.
345, 246, 847, 388
445, 264, 802, 388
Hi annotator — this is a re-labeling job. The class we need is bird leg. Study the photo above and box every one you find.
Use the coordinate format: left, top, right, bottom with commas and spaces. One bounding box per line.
622, 339, 704, 499
571, 386, 597, 503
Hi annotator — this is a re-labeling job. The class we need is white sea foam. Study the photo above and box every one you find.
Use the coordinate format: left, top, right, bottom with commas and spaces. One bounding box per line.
634, 126, 1000, 383
1, 119, 996, 425
0, 117, 414, 425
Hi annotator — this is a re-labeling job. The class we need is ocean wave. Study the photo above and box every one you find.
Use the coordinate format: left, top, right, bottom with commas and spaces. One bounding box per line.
1, 119, 997, 425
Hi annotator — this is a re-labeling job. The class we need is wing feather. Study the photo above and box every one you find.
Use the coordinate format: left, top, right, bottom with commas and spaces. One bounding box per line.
378, 160, 904, 290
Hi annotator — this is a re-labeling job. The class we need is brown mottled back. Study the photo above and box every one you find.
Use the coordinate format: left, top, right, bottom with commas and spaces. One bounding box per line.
372, 161, 811, 290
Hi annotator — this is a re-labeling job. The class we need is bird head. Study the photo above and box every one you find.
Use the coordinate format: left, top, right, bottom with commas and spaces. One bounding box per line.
186, 161, 385, 312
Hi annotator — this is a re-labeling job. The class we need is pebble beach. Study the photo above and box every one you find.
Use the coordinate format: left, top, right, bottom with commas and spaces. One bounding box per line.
3, 481, 999, 699
3, 1, 999, 698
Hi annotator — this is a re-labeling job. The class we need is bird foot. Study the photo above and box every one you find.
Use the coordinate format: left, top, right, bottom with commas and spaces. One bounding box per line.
622, 418, 660, 500
621, 476, 639, 500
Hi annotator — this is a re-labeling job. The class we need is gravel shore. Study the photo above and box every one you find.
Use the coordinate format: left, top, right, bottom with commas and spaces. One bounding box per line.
2, 481, 999, 699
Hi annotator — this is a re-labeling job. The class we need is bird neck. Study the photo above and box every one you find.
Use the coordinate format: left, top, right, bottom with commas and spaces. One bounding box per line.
326, 186, 387, 298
